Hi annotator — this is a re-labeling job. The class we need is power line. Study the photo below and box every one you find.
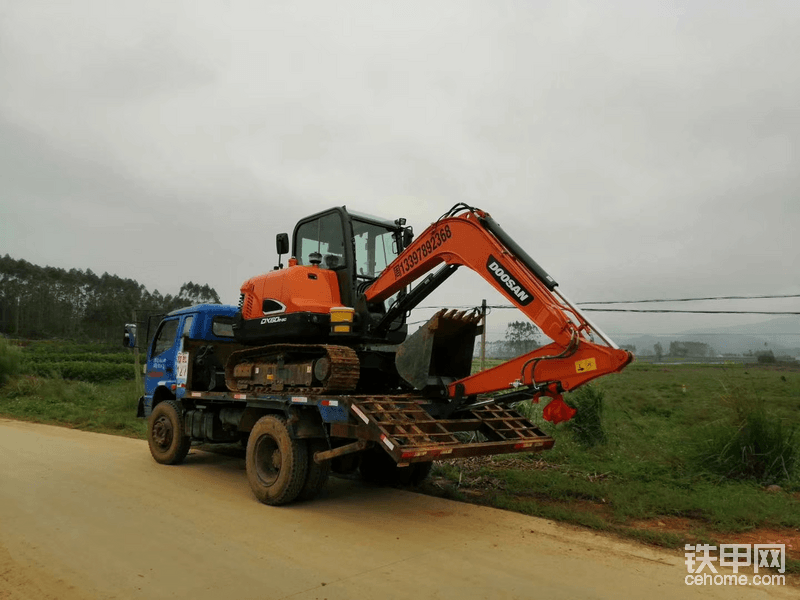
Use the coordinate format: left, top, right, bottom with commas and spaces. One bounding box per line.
418, 294, 800, 311
481, 330, 800, 336
577, 294, 800, 305
415, 303, 799, 315
480, 305, 800, 315
603, 332, 800, 336
581, 309, 800, 315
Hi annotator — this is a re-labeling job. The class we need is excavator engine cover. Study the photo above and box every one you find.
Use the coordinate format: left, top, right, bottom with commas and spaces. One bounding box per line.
395, 309, 482, 394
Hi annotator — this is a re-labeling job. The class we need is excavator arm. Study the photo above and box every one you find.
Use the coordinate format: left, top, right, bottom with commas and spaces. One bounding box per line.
364, 204, 632, 423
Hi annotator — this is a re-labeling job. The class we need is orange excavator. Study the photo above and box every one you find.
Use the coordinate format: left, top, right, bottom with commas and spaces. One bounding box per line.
230, 203, 632, 424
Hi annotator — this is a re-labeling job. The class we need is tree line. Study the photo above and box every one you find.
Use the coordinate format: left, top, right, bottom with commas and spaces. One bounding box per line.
478, 321, 543, 359
0, 255, 220, 344
653, 341, 714, 359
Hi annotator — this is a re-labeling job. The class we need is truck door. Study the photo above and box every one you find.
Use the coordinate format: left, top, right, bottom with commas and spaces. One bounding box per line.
145, 316, 186, 398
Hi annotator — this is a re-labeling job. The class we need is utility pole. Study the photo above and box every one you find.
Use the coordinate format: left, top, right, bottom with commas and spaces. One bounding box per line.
480, 299, 487, 371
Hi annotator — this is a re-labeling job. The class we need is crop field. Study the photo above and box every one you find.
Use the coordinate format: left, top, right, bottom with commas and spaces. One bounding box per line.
0, 339, 145, 437
1, 338, 798, 571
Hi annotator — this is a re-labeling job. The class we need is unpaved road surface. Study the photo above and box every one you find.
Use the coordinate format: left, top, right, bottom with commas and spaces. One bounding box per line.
0, 419, 793, 600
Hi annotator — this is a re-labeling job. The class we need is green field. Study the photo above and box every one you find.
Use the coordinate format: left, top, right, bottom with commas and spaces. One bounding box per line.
426, 359, 800, 572
1, 338, 798, 571
0, 339, 146, 437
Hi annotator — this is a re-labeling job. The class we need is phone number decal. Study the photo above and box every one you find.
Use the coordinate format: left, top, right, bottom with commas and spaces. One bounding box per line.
393, 225, 452, 278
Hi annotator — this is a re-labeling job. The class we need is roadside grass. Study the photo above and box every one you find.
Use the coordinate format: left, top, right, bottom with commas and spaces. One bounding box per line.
0, 377, 146, 438
0, 339, 145, 438
427, 360, 800, 573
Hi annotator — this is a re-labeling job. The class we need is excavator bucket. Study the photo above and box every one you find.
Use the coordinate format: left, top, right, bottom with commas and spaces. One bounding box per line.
395, 309, 482, 392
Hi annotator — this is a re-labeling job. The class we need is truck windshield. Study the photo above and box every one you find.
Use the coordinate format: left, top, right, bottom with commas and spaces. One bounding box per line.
353, 220, 398, 279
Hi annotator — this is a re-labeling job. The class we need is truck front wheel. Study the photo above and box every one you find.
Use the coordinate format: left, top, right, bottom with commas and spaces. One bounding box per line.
246, 415, 308, 506
148, 400, 191, 465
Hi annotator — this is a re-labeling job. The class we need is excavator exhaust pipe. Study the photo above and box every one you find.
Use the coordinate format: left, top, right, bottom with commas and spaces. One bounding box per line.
395, 309, 482, 394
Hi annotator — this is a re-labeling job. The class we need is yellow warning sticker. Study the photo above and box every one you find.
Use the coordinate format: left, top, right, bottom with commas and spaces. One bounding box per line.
575, 358, 597, 373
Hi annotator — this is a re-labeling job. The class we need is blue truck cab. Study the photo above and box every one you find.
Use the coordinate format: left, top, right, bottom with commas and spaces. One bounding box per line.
136, 304, 239, 418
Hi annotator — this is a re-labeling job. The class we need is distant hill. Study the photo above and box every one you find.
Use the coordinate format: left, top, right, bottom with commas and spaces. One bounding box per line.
683, 316, 800, 356
615, 316, 800, 357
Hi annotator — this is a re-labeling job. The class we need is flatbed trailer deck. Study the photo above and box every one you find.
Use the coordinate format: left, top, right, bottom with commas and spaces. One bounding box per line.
178, 389, 554, 465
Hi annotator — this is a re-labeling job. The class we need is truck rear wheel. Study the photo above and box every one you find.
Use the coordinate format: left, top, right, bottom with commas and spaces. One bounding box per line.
297, 439, 331, 502
246, 415, 308, 506
148, 400, 191, 465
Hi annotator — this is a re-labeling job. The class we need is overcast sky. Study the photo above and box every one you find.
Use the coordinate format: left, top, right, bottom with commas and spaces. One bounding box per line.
1, 1, 798, 341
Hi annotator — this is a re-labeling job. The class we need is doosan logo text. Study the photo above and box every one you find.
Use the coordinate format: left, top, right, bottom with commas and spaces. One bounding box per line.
487, 257, 534, 305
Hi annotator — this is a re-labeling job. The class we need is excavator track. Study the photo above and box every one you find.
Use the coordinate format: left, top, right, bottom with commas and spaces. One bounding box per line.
225, 344, 360, 394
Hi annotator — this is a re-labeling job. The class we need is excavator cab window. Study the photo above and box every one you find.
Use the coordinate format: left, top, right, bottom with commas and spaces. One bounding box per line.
295, 213, 346, 270
352, 219, 398, 280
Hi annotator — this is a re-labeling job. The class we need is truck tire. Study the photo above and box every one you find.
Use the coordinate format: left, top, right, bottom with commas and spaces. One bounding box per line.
148, 400, 191, 465
297, 439, 331, 502
246, 415, 308, 506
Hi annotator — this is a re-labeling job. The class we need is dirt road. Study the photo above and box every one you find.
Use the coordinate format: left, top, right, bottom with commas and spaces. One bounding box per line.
0, 419, 793, 600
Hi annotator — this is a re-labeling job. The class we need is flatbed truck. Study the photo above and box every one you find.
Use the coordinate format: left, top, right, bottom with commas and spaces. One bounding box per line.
129, 303, 555, 505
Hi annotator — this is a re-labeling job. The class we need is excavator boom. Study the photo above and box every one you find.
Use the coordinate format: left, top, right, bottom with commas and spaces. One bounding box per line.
364, 204, 632, 422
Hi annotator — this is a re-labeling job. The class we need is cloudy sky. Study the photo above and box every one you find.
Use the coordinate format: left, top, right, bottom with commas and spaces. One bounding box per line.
1, 1, 798, 341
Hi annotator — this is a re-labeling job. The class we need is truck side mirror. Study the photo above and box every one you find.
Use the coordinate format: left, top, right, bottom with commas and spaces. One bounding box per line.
276, 233, 289, 255
123, 324, 137, 348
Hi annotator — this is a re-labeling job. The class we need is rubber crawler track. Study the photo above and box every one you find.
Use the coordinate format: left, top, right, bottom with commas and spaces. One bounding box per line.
225, 344, 360, 394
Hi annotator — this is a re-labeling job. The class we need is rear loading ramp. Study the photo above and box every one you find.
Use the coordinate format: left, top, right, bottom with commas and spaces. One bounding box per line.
331, 397, 554, 465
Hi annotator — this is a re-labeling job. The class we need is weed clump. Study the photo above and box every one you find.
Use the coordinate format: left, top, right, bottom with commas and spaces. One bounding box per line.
512, 385, 607, 448
565, 385, 607, 448
0, 337, 22, 385
695, 386, 798, 485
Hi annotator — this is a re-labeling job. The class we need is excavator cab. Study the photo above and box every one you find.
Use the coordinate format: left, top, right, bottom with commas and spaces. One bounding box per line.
236, 207, 413, 345
230, 207, 424, 395
286, 207, 411, 341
